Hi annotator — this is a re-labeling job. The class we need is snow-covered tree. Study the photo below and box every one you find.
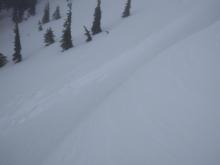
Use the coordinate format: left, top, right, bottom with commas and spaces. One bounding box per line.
91, 0, 102, 35
42, 2, 50, 24
60, 3, 73, 51
52, 6, 61, 20
44, 28, 55, 46
0, 53, 7, 67
13, 22, 22, 63
122, 0, 131, 18
84, 26, 92, 42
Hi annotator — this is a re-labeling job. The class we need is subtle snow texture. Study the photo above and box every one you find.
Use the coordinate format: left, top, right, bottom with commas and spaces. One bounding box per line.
0, 0, 220, 165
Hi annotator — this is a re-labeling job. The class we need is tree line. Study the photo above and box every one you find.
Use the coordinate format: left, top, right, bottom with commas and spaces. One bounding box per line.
0, 0, 132, 68
0, 0, 37, 23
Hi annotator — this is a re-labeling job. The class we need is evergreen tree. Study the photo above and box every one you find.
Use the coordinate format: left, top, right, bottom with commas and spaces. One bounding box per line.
12, 7, 18, 22
28, 0, 37, 16
13, 22, 22, 63
38, 20, 43, 31
91, 0, 102, 35
0, 53, 7, 67
0, 1, 3, 12
42, 2, 50, 24
1, 0, 38, 16
0, 0, 35, 10
60, 3, 73, 51
122, 0, 131, 18
44, 27, 55, 46
52, 6, 61, 20
12, 7, 23, 23
83, 26, 92, 42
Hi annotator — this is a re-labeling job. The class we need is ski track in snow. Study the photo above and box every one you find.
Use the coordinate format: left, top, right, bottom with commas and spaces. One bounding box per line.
1, 0, 220, 129
0, 0, 220, 165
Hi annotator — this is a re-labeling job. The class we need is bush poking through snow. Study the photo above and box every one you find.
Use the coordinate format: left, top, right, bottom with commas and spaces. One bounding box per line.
84, 26, 92, 42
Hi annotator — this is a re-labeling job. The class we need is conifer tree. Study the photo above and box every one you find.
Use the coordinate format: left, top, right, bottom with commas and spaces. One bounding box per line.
12, 7, 23, 23
28, 0, 37, 16
42, 2, 50, 24
12, 7, 18, 23
13, 22, 22, 63
0, 1, 2, 12
91, 0, 102, 35
52, 6, 61, 20
122, 0, 131, 18
0, 53, 7, 67
44, 28, 55, 46
60, 3, 73, 51
83, 26, 92, 42
38, 21, 43, 31
28, 6, 35, 16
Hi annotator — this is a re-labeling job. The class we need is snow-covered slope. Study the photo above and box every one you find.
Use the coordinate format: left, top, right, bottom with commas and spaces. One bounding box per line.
44, 17, 220, 165
0, 0, 220, 165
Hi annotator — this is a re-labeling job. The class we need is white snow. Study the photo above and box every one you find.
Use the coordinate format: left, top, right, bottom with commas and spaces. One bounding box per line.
0, 0, 220, 165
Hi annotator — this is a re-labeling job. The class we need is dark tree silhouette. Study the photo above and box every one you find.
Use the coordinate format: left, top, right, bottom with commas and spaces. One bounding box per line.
0, 1, 3, 12
83, 26, 92, 42
60, 3, 73, 51
28, 0, 37, 16
38, 20, 43, 31
91, 0, 102, 35
122, 0, 131, 18
1, 0, 38, 21
0, 0, 37, 11
12, 7, 18, 22
12, 7, 23, 23
42, 2, 50, 24
0, 53, 7, 67
13, 22, 22, 63
44, 28, 55, 46
52, 6, 61, 20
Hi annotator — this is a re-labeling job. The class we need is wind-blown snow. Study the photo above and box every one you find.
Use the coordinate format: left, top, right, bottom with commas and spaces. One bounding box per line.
0, 0, 220, 165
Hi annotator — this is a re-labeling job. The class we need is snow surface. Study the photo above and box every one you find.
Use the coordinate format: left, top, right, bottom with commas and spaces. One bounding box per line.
0, 0, 220, 165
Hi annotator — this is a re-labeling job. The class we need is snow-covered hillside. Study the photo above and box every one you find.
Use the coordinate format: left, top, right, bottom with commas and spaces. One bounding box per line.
0, 0, 220, 165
